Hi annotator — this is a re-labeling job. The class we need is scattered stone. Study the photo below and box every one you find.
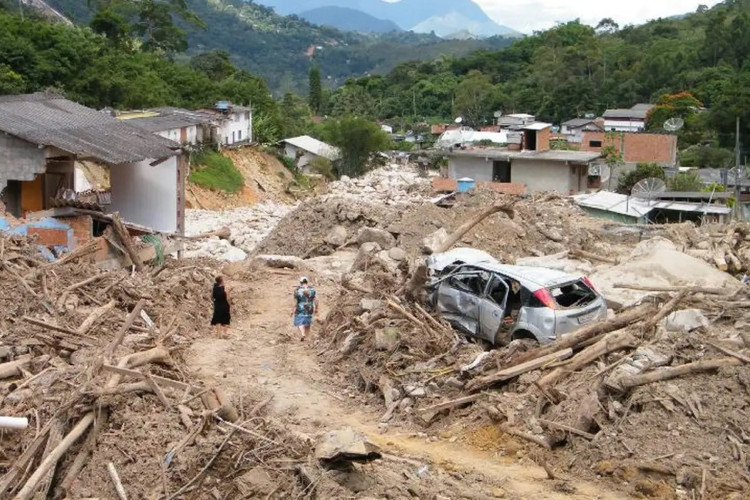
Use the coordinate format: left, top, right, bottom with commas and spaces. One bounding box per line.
445, 377, 465, 389
234, 467, 275, 496
315, 427, 382, 467
404, 386, 427, 398
360, 299, 382, 311
375, 327, 400, 352
664, 309, 710, 332
421, 228, 449, 255
388, 247, 407, 261
0, 346, 11, 360
357, 227, 396, 249
325, 225, 349, 247
253, 255, 306, 269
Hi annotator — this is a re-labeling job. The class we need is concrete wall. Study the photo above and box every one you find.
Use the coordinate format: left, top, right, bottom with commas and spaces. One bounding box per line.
581, 132, 677, 165
0, 134, 46, 193
157, 126, 198, 146
447, 156, 493, 182
109, 156, 179, 233
603, 119, 646, 132
0, 215, 74, 255
510, 159, 573, 193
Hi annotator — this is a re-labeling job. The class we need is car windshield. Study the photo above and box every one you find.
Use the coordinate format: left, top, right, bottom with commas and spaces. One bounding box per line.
549, 280, 597, 308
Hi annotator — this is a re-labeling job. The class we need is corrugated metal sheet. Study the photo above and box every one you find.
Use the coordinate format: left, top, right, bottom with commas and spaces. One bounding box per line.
0, 93, 179, 164
574, 191, 732, 218
283, 135, 340, 161
121, 107, 215, 133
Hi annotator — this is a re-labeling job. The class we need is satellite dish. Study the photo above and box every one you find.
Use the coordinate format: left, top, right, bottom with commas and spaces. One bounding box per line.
632, 177, 667, 198
493, 111, 503, 118
663, 117, 684, 132
454, 117, 463, 124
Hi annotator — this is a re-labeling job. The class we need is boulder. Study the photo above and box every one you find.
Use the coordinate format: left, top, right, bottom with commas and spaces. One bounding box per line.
388, 247, 407, 262
315, 428, 382, 467
253, 255, 305, 269
350, 242, 382, 272
357, 227, 396, 250
360, 299, 382, 311
664, 309, 710, 333
421, 228, 449, 255
325, 225, 349, 247
234, 467, 274, 496
375, 327, 400, 352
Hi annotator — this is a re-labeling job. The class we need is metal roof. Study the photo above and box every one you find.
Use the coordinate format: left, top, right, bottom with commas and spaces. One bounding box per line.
446, 148, 601, 163
0, 93, 179, 164
603, 104, 654, 120
574, 191, 731, 218
283, 135, 340, 161
521, 122, 553, 131
562, 118, 600, 128
120, 107, 215, 133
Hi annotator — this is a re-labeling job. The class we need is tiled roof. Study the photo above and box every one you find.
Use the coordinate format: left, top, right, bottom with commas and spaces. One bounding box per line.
0, 93, 179, 164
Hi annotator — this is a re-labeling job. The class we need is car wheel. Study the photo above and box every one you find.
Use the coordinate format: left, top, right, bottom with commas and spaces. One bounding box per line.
511, 330, 539, 344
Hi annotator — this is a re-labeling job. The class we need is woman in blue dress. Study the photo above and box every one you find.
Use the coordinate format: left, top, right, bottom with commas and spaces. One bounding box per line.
292, 276, 318, 341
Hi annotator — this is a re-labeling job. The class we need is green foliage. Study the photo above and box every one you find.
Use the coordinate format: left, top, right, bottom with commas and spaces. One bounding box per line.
308, 65, 322, 114
550, 138, 575, 150
190, 50, 234, 81
318, 116, 389, 178
617, 162, 666, 194
474, 139, 505, 147
280, 92, 312, 138
0, 64, 25, 93
453, 70, 497, 127
703, 182, 736, 207
680, 144, 734, 168
253, 111, 281, 145
189, 150, 244, 193
309, 156, 334, 180
668, 170, 703, 191
391, 141, 414, 152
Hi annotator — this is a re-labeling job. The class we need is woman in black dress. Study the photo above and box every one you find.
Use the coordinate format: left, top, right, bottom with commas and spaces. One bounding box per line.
211, 276, 231, 334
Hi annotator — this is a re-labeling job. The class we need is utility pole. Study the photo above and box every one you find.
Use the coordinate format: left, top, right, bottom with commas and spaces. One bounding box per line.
735, 116, 742, 220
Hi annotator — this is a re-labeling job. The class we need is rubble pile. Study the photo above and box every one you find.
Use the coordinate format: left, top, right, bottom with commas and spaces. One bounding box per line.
325, 163, 431, 205
667, 222, 750, 277
183, 201, 295, 261
0, 235, 317, 499
307, 199, 750, 498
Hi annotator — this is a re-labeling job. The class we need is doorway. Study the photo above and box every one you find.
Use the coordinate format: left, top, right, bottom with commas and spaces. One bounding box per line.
492, 160, 511, 182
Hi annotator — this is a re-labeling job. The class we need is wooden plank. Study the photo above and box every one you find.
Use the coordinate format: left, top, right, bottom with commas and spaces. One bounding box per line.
417, 393, 483, 415
467, 348, 573, 391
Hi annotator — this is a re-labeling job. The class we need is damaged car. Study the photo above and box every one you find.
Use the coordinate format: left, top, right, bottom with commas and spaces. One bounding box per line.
426, 248, 607, 346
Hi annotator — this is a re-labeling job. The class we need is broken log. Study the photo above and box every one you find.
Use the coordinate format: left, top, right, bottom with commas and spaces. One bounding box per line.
706, 340, 750, 363
22, 317, 94, 341
537, 330, 637, 388
500, 424, 552, 450
14, 412, 96, 500
378, 375, 399, 423
106, 299, 146, 359
0, 356, 32, 380
417, 394, 483, 415
467, 348, 573, 391
56, 410, 109, 498
32, 420, 64, 500
77, 300, 116, 336
434, 201, 515, 254
613, 283, 729, 296
618, 358, 742, 390
569, 249, 619, 265
111, 213, 144, 272
201, 389, 239, 423
107, 462, 128, 500
539, 419, 597, 440
506, 303, 656, 369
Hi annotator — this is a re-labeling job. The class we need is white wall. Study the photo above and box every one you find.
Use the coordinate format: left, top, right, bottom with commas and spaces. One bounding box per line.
603, 119, 646, 133
220, 110, 252, 145
109, 156, 179, 233
510, 159, 573, 193
447, 156, 493, 182
157, 126, 198, 145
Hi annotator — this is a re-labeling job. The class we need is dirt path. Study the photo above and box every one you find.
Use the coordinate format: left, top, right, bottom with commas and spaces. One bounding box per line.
186, 270, 626, 499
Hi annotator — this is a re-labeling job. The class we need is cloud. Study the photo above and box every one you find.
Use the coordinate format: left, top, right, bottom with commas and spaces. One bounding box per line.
475, 0, 723, 33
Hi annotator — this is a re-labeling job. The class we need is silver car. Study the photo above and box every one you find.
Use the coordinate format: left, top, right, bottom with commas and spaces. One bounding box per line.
426, 249, 607, 346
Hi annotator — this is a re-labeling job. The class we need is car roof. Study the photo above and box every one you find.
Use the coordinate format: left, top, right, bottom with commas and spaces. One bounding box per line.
460, 262, 580, 290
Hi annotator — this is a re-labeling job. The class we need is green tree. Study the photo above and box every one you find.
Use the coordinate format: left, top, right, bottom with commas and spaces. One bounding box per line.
280, 92, 312, 138
617, 162, 666, 194
0, 64, 25, 94
90, 8, 131, 48
190, 50, 235, 81
308, 65, 322, 114
452, 70, 496, 127
680, 145, 734, 168
318, 116, 389, 177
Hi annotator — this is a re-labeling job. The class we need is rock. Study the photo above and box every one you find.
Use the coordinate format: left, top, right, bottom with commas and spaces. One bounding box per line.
421, 228, 449, 255
404, 385, 427, 398
350, 242, 382, 272
0, 346, 11, 360
340, 331, 362, 354
357, 227, 396, 249
375, 327, 400, 352
375, 250, 400, 274
360, 299, 382, 311
315, 428, 382, 467
234, 467, 274, 496
444, 377, 465, 389
253, 254, 306, 270
399, 397, 414, 410
388, 247, 407, 261
325, 225, 349, 247
664, 309, 710, 332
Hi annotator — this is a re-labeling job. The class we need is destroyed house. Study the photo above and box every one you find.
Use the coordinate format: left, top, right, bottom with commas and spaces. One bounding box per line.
0, 93, 185, 242
117, 107, 215, 146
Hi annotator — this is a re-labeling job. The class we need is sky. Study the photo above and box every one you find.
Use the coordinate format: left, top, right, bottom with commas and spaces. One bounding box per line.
473, 0, 724, 33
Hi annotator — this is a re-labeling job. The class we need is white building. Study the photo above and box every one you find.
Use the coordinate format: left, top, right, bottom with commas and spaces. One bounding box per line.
559, 118, 603, 143
202, 101, 252, 147
602, 104, 654, 133
118, 107, 212, 146
282, 136, 340, 173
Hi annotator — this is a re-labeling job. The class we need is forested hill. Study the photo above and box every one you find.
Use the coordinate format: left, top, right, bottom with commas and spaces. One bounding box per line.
328, 0, 750, 151
44, 0, 514, 94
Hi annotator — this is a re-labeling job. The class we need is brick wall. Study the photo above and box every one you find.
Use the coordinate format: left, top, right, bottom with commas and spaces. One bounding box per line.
56, 215, 93, 249
431, 177, 526, 195
580, 132, 677, 164
536, 127, 551, 151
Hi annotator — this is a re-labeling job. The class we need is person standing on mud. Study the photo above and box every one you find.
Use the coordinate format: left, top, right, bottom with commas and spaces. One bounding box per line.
211, 276, 231, 336
292, 276, 318, 341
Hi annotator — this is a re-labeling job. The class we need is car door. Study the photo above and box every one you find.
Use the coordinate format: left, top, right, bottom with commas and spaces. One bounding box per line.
478, 274, 509, 343
435, 268, 490, 336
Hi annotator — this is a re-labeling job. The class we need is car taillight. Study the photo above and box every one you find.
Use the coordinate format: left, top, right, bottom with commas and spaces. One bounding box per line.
533, 289, 557, 309
582, 276, 598, 293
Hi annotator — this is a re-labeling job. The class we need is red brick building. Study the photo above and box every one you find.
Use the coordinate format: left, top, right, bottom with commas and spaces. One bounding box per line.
579, 131, 677, 166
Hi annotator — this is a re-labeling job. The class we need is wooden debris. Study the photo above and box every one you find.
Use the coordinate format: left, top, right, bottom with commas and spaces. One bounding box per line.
107, 462, 128, 500
111, 213, 144, 272
618, 358, 743, 390
434, 201, 516, 254
468, 349, 573, 391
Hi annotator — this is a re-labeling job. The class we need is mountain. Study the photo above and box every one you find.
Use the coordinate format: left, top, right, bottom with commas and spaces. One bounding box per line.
412, 12, 519, 38
256, 0, 520, 38
299, 6, 401, 33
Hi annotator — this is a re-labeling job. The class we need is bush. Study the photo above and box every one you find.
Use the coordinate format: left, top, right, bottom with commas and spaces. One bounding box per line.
189, 150, 244, 193
318, 116, 390, 178
668, 170, 703, 191
309, 156, 335, 180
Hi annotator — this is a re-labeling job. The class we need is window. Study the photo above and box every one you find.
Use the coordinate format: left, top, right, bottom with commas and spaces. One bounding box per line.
238, 130, 242, 140
589, 140, 602, 148
448, 271, 491, 296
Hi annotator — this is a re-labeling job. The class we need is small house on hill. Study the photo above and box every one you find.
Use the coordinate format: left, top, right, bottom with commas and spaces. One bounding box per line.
602, 103, 654, 132
282, 136, 340, 173
560, 118, 603, 143
118, 107, 214, 146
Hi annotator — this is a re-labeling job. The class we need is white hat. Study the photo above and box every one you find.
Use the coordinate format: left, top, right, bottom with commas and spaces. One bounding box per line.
300, 276, 309, 284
